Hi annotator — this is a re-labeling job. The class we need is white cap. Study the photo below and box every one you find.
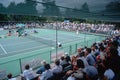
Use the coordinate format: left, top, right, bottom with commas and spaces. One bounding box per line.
41, 60, 46, 65
65, 52, 68, 55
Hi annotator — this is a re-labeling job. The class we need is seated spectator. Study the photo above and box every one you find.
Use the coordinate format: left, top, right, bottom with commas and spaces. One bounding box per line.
104, 68, 115, 80
99, 46, 106, 61
7, 73, 16, 80
72, 59, 84, 79
52, 59, 63, 74
60, 56, 70, 69
77, 48, 83, 57
60, 56, 66, 65
64, 53, 71, 63
71, 56, 78, 71
40, 64, 53, 80
76, 59, 85, 69
85, 48, 96, 66
78, 51, 89, 68
36, 60, 47, 74
22, 64, 35, 80
83, 66, 98, 80
103, 47, 120, 79
96, 59, 106, 80
67, 74, 76, 80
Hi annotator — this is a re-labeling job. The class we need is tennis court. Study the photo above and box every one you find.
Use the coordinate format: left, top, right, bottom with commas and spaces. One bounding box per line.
0, 28, 106, 78
0, 28, 97, 57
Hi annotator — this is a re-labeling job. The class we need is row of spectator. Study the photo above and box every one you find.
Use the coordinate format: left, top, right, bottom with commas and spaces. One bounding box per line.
0, 22, 119, 35
41, 22, 119, 35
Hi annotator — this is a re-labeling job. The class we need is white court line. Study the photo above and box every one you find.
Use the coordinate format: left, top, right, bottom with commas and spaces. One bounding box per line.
8, 45, 47, 54
0, 44, 7, 54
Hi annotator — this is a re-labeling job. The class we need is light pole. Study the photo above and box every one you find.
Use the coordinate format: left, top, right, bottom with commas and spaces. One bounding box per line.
84, 18, 87, 47
54, 17, 58, 59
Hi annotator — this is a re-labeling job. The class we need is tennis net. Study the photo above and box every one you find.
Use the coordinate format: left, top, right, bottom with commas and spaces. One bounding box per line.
26, 35, 56, 46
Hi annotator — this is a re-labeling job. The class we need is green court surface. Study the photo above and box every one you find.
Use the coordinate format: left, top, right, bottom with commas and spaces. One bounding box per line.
0, 29, 106, 78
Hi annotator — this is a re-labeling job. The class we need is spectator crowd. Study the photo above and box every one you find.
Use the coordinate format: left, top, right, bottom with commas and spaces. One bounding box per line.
7, 34, 120, 80
0, 22, 120, 36
42, 22, 119, 35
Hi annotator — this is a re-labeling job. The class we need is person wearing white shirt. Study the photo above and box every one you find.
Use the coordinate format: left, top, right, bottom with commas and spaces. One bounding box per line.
23, 64, 35, 80
67, 74, 76, 80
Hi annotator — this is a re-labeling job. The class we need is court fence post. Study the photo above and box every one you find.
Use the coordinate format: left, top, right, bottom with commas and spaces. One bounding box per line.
19, 58, 23, 73
50, 51, 52, 63
75, 44, 77, 53
69, 45, 72, 55
87, 41, 88, 47
95, 38, 96, 42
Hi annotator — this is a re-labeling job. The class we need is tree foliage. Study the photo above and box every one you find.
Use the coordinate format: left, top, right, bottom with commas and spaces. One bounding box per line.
105, 1, 120, 13
42, 0, 61, 16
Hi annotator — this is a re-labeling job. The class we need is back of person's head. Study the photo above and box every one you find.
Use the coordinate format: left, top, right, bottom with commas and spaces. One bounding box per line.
92, 43, 96, 46
86, 48, 91, 54
60, 56, 65, 61
98, 42, 102, 47
77, 59, 84, 68
112, 40, 119, 49
109, 47, 118, 57
95, 46, 98, 49
25, 64, 30, 70
99, 46, 105, 52
79, 52, 85, 57
44, 64, 51, 70
7, 73, 12, 79
84, 46, 87, 49
55, 59, 60, 66
83, 66, 98, 80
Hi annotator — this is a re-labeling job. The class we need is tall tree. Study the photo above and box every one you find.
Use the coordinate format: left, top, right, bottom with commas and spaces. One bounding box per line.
6, 2, 17, 14
105, 1, 120, 13
16, 0, 38, 15
42, 0, 61, 16
0, 3, 7, 13
81, 2, 90, 12
64, 8, 73, 17
0, 0, 38, 15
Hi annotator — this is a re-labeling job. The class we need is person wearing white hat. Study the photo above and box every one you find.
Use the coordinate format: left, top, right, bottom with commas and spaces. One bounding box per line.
36, 60, 47, 74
